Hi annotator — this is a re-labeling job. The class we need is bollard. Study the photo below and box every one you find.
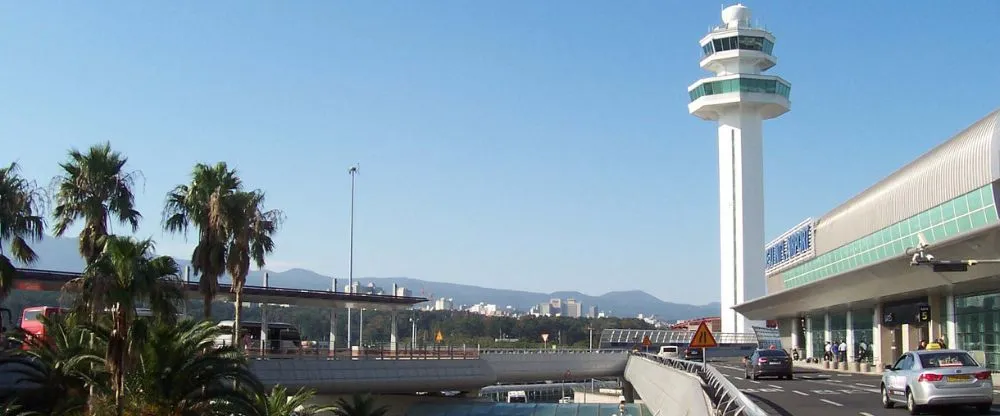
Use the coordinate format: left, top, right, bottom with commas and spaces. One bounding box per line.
824, 361, 830, 369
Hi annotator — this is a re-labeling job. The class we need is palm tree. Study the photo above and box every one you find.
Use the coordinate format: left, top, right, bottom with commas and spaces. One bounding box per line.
0, 162, 46, 301
163, 162, 242, 319
115, 319, 264, 415
257, 386, 337, 416
226, 190, 283, 347
0, 313, 107, 415
68, 236, 183, 415
331, 394, 390, 416
51, 143, 142, 265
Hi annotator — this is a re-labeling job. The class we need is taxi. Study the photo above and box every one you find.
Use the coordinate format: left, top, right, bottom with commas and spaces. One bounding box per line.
880, 349, 993, 414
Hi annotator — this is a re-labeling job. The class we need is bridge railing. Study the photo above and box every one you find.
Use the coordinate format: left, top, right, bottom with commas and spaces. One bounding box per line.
631, 352, 767, 416
478, 347, 627, 354
226, 341, 480, 360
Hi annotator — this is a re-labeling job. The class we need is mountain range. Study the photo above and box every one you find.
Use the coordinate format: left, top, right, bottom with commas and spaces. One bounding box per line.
11, 236, 720, 321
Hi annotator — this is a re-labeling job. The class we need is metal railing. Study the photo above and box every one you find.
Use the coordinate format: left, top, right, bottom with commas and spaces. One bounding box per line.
227, 341, 631, 359
225, 340, 480, 360
631, 352, 767, 416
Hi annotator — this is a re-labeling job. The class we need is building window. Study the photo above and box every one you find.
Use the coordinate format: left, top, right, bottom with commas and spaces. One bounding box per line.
956, 292, 1000, 371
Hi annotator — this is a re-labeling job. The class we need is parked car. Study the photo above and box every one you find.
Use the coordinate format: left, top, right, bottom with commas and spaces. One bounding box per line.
744, 348, 793, 380
880, 349, 993, 414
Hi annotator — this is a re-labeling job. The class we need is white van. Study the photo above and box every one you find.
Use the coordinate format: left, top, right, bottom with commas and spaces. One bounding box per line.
657, 345, 680, 359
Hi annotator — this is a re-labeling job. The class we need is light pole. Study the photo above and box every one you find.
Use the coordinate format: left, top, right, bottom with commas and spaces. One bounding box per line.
587, 326, 594, 351
411, 314, 417, 349
347, 164, 359, 348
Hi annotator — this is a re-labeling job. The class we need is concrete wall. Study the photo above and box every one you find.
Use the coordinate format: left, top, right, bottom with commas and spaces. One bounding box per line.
251, 351, 630, 395
251, 359, 498, 394
482, 351, 628, 383
623, 355, 713, 416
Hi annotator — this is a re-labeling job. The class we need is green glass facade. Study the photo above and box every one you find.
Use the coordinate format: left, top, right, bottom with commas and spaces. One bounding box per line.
702, 35, 775, 56
955, 292, 1000, 371
851, 308, 874, 364
781, 184, 999, 289
689, 77, 791, 102
809, 316, 825, 359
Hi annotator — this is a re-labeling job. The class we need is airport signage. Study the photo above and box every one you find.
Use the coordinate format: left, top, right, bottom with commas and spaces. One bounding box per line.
765, 219, 816, 274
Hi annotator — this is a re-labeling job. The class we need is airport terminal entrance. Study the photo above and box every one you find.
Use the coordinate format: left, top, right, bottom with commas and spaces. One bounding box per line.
881, 297, 932, 363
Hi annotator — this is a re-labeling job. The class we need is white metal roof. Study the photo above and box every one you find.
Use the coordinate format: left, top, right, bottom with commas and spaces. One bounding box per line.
813, 109, 1000, 255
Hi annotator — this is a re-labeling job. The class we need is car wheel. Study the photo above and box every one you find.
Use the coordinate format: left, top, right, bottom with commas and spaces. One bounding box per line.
906, 389, 920, 415
881, 385, 894, 409
751, 373, 758, 381
786, 373, 793, 380
975, 404, 991, 414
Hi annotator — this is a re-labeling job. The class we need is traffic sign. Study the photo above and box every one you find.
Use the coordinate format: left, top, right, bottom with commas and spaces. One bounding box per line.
541, 333, 549, 342
689, 321, 718, 348
641, 335, 652, 347
435, 330, 444, 343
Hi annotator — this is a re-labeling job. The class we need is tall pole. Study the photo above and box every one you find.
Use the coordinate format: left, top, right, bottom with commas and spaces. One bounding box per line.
347, 164, 359, 348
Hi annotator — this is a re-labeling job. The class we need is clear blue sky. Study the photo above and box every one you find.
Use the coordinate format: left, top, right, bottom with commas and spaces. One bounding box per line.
2, 1, 999, 305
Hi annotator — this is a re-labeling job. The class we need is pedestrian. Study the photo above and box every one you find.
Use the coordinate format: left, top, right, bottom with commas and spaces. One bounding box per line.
918, 340, 927, 350
839, 340, 847, 362
824, 341, 832, 361
831, 341, 840, 363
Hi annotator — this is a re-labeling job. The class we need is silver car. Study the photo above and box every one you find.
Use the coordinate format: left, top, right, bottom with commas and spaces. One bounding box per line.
880, 349, 993, 414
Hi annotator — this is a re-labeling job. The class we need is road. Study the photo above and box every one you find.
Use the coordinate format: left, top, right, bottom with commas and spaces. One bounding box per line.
709, 359, 1000, 416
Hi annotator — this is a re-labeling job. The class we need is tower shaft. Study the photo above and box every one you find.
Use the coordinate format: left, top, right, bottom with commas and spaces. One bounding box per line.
717, 109, 765, 334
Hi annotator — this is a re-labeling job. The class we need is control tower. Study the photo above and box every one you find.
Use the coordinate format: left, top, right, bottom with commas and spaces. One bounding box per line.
688, 4, 791, 334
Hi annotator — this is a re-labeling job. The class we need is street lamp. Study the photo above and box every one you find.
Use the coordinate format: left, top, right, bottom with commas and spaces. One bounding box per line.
347, 164, 359, 348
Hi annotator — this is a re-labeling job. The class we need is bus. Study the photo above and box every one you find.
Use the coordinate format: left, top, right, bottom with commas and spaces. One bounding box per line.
507, 390, 528, 403
215, 320, 302, 354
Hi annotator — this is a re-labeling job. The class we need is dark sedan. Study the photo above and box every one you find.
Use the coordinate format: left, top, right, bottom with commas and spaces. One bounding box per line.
684, 347, 703, 361
744, 349, 793, 380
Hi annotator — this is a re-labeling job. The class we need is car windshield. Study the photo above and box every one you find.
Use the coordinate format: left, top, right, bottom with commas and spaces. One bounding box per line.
757, 350, 788, 357
919, 352, 978, 368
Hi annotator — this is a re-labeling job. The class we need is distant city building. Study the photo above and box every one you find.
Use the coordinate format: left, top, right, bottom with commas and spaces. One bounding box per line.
588, 305, 599, 318
433, 297, 454, 311
548, 299, 562, 316
564, 298, 582, 318
395, 286, 412, 297
669, 317, 722, 333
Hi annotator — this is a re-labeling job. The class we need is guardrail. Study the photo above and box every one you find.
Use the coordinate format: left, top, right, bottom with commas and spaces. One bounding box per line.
631, 352, 767, 416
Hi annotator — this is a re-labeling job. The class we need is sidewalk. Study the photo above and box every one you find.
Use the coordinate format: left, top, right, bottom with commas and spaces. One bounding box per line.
792, 359, 882, 376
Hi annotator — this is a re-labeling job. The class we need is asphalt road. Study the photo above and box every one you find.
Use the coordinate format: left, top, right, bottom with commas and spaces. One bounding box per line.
709, 359, 1000, 416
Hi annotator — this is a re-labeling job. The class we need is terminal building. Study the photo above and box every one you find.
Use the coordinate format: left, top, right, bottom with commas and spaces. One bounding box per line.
734, 109, 1000, 370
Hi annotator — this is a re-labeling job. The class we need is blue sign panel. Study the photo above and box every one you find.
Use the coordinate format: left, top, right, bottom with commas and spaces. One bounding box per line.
765, 221, 814, 271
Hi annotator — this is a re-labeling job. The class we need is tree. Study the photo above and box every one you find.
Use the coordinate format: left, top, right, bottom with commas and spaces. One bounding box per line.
0, 162, 45, 301
331, 394, 389, 416
0, 313, 106, 415
163, 162, 242, 319
115, 319, 264, 415
67, 236, 184, 415
51, 143, 142, 265
256, 386, 337, 416
226, 190, 283, 348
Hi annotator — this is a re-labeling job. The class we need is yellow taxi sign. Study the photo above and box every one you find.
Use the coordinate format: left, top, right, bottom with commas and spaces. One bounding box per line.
689, 321, 718, 349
